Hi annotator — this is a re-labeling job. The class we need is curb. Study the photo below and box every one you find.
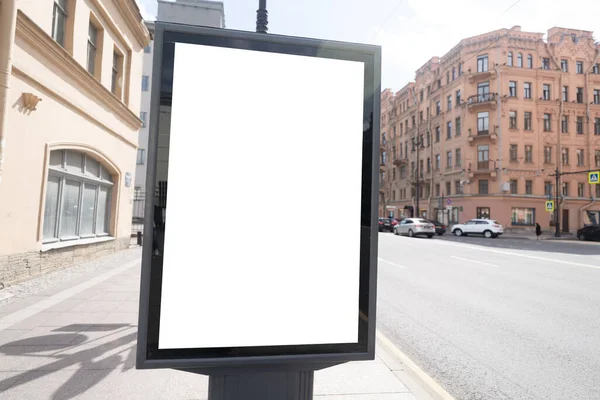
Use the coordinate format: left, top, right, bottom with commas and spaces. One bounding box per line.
376, 330, 456, 400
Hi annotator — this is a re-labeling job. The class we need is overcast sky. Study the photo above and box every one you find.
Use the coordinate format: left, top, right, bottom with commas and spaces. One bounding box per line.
137, 0, 600, 91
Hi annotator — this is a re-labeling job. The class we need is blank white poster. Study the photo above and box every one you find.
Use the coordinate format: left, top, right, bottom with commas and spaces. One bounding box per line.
158, 41, 365, 350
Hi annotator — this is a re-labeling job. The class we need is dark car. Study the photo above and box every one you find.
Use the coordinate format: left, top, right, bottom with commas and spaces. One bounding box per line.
378, 218, 399, 232
426, 220, 447, 235
576, 225, 600, 241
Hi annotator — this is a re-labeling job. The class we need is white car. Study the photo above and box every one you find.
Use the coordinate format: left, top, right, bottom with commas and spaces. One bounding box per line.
394, 218, 436, 238
450, 219, 504, 238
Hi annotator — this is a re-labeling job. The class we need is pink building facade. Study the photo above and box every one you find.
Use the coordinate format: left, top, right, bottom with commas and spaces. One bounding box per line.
380, 26, 600, 233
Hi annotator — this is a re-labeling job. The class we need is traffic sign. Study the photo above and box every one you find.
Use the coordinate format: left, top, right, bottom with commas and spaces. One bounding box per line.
589, 171, 600, 184
545, 200, 554, 212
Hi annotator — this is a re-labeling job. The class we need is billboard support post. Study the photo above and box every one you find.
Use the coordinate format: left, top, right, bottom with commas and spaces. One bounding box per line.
137, 22, 381, 400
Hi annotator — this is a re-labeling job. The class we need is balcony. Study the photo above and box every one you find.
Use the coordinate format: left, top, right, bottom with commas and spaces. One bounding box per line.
393, 157, 408, 166
380, 163, 386, 172
467, 93, 497, 113
468, 128, 498, 145
468, 160, 497, 179
467, 68, 494, 83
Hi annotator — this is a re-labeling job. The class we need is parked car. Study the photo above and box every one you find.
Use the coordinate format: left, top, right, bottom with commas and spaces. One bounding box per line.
426, 220, 446, 235
450, 219, 504, 238
576, 224, 600, 241
393, 218, 435, 238
378, 218, 399, 232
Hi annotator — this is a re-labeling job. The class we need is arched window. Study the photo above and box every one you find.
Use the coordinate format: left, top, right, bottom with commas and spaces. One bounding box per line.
527, 54, 533, 68
508, 52, 513, 66
43, 149, 113, 243
517, 53, 523, 68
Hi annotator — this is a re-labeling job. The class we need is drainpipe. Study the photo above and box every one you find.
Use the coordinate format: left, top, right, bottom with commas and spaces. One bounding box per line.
0, 0, 18, 185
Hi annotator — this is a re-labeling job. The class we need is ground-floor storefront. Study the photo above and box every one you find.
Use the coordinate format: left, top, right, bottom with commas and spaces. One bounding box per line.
382, 196, 600, 233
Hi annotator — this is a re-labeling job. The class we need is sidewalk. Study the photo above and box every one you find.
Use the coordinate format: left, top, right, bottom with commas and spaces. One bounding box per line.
0, 248, 432, 400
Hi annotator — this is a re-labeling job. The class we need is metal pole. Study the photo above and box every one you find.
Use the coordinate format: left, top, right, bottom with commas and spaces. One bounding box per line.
256, 0, 268, 33
415, 138, 420, 218
554, 168, 560, 237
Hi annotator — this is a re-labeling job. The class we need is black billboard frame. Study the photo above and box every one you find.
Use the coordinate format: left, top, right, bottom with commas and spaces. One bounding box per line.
136, 21, 381, 377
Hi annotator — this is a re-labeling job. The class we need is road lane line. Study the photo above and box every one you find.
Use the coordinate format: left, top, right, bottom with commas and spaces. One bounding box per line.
450, 256, 500, 268
378, 258, 407, 269
377, 331, 457, 400
435, 240, 600, 271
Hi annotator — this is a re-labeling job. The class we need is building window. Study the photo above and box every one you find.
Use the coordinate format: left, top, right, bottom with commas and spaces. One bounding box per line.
427, 158, 431, 172
561, 115, 569, 133
594, 64, 600, 74
478, 145, 489, 169
87, 23, 99, 76
144, 45, 152, 53
508, 52, 513, 66
577, 61, 584, 74
477, 112, 489, 134
52, 0, 68, 47
562, 86, 569, 102
111, 51, 123, 97
435, 184, 440, 197
577, 87, 584, 103
525, 180, 533, 195
511, 208, 535, 226
392, 167, 396, 180
455, 117, 461, 136
544, 113, 552, 131
543, 84, 551, 100
509, 81, 517, 97
517, 53, 523, 67
509, 111, 517, 129
544, 146, 552, 164
595, 118, 600, 135
545, 181, 553, 197
400, 166, 407, 178
525, 145, 533, 163
446, 151, 452, 168
137, 149, 145, 165
446, 181, 452, 196
527, 54, 533, 68
43, 150, 112, 243
447, 95, 452, 111
510, 179, 518, 194
597, 185, 600, 198
524, 112, 532, 131
562, 148, 569, 165
455, 180, 461, 195
477, 55, 489, 72
542, 58, 550, 70
435, 154, 440, 170
562, 182, 569, 197
577, 117, 584, 134
436, 101, 441, 115
452, 67, 456, 80
447, 121, 452, 139
435, 126, 441, 142
594, 89, 600, 104
142, 75, 150, 92
524, 82, 531, 99
458, 63, 463, 76
140, 111, 147, 127
510, 144, 518, 162
578, 183, 585, 197
476, 207, 490, 219
446, 71, 450, 85
561, 59, 568, 72
456, 90, 461, 104
577, 149, 584, 166
596, 150, 600, 167
455, 148, 461, 166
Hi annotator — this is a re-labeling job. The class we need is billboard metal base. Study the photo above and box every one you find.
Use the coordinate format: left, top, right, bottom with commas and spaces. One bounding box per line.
207, 370, 314, 400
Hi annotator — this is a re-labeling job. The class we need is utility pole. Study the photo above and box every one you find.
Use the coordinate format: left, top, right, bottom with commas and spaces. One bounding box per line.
413, 135, 424, 218
554, 167, 560, 237
256, 0, 268, 33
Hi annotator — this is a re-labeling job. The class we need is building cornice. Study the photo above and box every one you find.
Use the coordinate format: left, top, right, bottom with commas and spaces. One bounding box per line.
112, 0, 152, 47
15, 10, 142, 131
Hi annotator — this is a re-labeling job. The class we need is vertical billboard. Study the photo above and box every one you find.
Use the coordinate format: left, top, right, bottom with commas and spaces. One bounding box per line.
137, 22, 381, 370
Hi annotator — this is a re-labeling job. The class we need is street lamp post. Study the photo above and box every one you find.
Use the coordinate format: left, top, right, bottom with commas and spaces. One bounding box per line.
256, 0, 268, 33
412, 135, 424, 218
554, 167, 561, 237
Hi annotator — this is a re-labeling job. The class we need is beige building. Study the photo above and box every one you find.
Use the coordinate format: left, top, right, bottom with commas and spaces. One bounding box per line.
0, 0, 150, 286
381, 26, 600, 232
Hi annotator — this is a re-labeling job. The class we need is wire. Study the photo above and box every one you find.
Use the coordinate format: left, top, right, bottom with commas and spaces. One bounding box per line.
376, 0, 406, 35
500, 0, 521, 15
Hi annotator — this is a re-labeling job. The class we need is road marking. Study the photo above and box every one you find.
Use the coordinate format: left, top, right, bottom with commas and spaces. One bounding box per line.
450, 256, 500, 268
378, 258, 407, 269
377, 331, 457, 400
0, 259, 140, 331
435, 240, 600, 271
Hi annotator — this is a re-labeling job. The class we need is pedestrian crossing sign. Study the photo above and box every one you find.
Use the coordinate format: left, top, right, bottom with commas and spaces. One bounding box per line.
545, 200, 554, 212
589, 171, 600, 184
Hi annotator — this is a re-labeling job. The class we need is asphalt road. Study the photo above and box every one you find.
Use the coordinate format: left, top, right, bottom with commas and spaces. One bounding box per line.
377, 232, 600, 400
